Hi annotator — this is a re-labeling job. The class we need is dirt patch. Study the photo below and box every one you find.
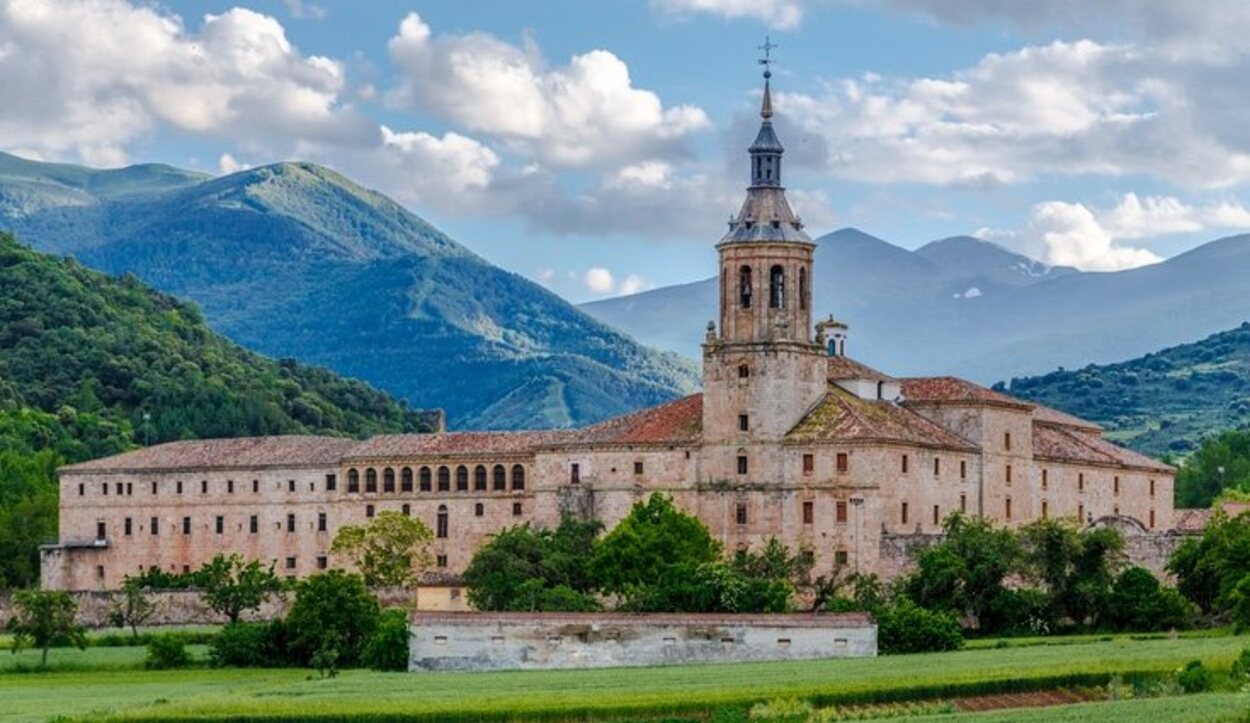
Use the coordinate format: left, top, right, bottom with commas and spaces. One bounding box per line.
954, 688, 1100, 712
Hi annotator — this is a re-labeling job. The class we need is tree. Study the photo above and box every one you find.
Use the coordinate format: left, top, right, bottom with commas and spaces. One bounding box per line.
285, 570, 380, 668
874, 598, 964, 655
362, 607, 412, 672
463, 517, 601, 612
1107, 566, 1191, 632
592, 494, 721, 612
1175, 429, 1250, 507
1168, 511, 1250, 623
1019, 518, 1125, 628
197, 553, 284, 623
330, 511, 433, 589
110, 576, 158, 640
6, 589, 87, 667
903, 513, 1019, 630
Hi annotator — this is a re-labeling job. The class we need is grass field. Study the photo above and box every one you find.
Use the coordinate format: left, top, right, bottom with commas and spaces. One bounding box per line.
1, 634, 1247, 722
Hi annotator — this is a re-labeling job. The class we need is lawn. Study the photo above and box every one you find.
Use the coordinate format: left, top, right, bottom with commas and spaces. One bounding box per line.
900, 693, 1250, 722
0, 634, 1247, 722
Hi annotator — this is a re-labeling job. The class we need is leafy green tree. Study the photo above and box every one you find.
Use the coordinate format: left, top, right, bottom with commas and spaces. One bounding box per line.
1019, 518, 1125, 628
874, 598, 964, 655
462, 517, 601, 612
592, 494, 721, 612
285, 570, 380, 668
1107, 566, 1191, 632
362, 607, 412, 672
1175, 429, 1250, 507
109, 576, 158, 640
197, 554, 284, 623
1168, 511, 1250, 624
330, 511, 433, 589
903, 513, 1019, 630
6, 589, 86, 667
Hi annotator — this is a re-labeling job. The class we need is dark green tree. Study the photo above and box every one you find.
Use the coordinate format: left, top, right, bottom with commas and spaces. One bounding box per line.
285, 570, 380, 668
1168, 511, 1250, 623
1175, 430, 1250, 507
463, 517, 602, 612
6, 589, 87, 667
1107, 566, 1191, 632
198, 554, 284, 623
903, 513, 1020, 629
1019, 518, 1125, 628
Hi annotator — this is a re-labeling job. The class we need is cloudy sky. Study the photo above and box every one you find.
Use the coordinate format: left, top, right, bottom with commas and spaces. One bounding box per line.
5, 0, 1250, 301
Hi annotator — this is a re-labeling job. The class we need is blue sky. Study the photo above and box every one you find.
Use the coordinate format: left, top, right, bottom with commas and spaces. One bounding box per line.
4, 0, 1250, 301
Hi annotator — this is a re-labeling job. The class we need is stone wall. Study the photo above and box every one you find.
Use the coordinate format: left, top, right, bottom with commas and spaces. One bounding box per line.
408, 612, 876, 671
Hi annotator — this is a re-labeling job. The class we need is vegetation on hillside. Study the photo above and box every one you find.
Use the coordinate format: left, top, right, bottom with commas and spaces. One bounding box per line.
999, 322, 1250, 457
1175, 429, 1250, 507
0, 232, 439, 588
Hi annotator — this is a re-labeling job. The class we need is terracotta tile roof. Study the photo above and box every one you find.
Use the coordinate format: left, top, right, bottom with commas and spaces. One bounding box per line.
410, 611, 874, 628
1031, 405, 1103, 432
572, 394, 703, 446
1033, 424, 1173, 473
62, 436, 356, 473
1173, 508, 1213, 533
827, 356, 897, 382
901, 376, 1032, 410
343, 429, 579, 460
786, 387, 979, 452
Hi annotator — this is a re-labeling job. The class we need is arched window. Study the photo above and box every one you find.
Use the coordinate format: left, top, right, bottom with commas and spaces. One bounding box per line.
511, 465, 526, 491
347, 468, 359, 493
770, 265, 785, 309
493, 465, 507, 491
401, 467, 413, 493
799, 267, 807, 311
474, 465, 487, 491
365, 468, 378, 493
738, 363, 750, 379
419, 466, 431, 492
738, 265, 752, 308
383, 467, 395, 493
437, 466, 450, 492
436, 505, 448, 539
456, 465, 469, 491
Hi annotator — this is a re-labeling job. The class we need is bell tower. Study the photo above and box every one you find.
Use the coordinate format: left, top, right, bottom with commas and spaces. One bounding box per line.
702, 43, 828, 463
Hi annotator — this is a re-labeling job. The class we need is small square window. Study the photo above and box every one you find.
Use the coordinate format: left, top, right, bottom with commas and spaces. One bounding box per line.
326, 474, 337, 492
317, 556, 328, 570
634, 461, 644, 475
286, 557, 296, 570
436, 554, 448, 568
402, 503, 411, 516
834, 550, 849, 565
475, 503, 484, 517
512, 502, 523, 516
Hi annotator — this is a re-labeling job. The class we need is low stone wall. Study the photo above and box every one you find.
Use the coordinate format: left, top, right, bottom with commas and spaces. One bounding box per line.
408, 612, 876, 671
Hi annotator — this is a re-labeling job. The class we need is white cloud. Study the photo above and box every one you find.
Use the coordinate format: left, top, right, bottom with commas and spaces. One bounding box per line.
218, 153, 248, 175
651, 0, 810, 29
619, 274, 651, 295
979, 193, 1250, 272
583, 267, 616, 294
386, 13, 708, 168
282, 0, 326, 20
780, 38, 1250, 188
578, 267, 652, 296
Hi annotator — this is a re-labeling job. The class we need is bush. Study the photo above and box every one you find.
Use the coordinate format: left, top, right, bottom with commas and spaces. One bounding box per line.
874, 598, 964, 655
209, 621, 291, 668
1108, 566, 1191, 632
285, 570, 379, 668
145, 633, 191, 670
1177, 660, 1213, 694
1231, 645, 1250, 682
362, 608, 411, 672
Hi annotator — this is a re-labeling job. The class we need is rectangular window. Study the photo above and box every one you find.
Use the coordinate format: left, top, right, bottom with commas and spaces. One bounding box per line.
1042, 469, 1049, 489
836, 453, 849, 473
735, 503, 748, 525
215, 516, 224, 534
933, 505, 940, 526
836, 500, 848, 523
201, 480, 207, 494
151, 517, 160, 535
1114, 476, 1120, 495
250, 515, 258, 534
97, 521, 107, 540
738, 414, 749, 432
802, 453, 814, 474
252, 479, 259, 494
960, 460, 967, 480
151, 482, 157, 495
124, 517, 132, 536
227, 479, 234, 494
802, 501, 813, 524
117, 482, 123, 496
126, 483, 132, 496
1078, 473, 1085, 492
436, 554, 448, 569
960, 493, 967, 513
834, 550, 849, 566
326, 474, 337, 492
1005, 497, 1012, 520
737, 455, 748, 475
102, 482, 108, 496
318, 513, 327, 532
285, 557, 296, 570
366, 505, 375, 518
512, 502, 523, 516
1150, 479, 1155, 497
634, 461, 644, 475
901, 455, 909, 474
570, 463, 580, 484
1006, 465, 1013, 484
437, 514, 448, 539
79, 483, 85, 497
901, 502, 909, 525
317, 556, 328, 570
177, 481, 183, 495
286, 513, 295, 532
1149, 509, 1155, 529
1078, 503, 1085, 522
181, 517, 190, 535
1041, 500, 1049, 519
933, 458, 940, 476
475, 503, 484, 517
288, 479, 296, 493
402, 503, 411, 516
1005, 432, 1012, 451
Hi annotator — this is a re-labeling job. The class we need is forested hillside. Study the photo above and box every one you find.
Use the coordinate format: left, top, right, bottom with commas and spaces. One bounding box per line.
0, 232, 440, 587
998, 323, 1250, 457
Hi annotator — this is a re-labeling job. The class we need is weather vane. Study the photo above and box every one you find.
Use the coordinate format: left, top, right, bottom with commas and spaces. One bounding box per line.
758, 36, 777, 77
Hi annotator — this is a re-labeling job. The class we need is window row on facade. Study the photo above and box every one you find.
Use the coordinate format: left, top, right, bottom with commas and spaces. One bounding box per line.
345, 464, 526, 494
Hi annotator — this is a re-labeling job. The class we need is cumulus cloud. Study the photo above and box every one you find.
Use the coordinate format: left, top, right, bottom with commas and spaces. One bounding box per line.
386, 12, 708, 168
651, 0, 810, 29
779, 38, 1250, 188
579, 267, 652, 296
978, 193, 1250, 272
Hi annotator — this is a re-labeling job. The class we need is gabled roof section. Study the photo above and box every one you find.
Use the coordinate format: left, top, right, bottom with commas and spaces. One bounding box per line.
901, 376, 1033, 410
62, 436, 356, 473
572, 394, 703, 447
343, 430, 579, 460
786, 387, 979, 452
1033, 424, 1173, 473
828, 356, 897, 383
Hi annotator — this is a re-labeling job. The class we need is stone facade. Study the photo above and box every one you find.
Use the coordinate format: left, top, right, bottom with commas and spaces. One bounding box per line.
408, 612, 876, 671
42, 74, 1181, 596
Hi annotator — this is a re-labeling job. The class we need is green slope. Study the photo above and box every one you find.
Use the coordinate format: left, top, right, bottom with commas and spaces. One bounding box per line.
0, 153, 698, 429
997, 322, 1250, 457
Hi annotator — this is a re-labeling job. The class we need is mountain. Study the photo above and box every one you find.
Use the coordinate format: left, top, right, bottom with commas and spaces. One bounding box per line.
582, 227, 1250, 389
0, 152, 698, 430
998, 323, 1250, 458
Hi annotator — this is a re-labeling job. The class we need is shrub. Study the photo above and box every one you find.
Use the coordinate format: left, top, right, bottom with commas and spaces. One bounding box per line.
874, 598, 963, 655
1231, 645, 1250, 682
363, 608, 411, 672
1108, 566, 1191, 632
1177, 660, 1213, 694
209, 621, 291, 668
145, 633, 191, 670
285, 570, 379, 668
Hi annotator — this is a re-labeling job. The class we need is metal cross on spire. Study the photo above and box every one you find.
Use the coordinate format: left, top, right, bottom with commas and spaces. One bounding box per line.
758, 36, 777, 78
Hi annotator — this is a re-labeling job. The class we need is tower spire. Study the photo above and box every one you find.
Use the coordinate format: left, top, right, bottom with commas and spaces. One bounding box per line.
759, 36, 776, 119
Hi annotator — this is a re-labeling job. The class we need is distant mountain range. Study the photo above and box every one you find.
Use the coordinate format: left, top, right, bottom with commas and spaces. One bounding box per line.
999, 323, 1250, 457
0, 152, 698, 430
582, 227, 1250, 386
